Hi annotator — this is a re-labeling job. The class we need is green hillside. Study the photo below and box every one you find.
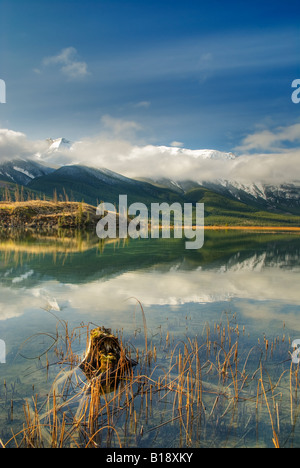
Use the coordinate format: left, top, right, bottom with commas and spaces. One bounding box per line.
1, 167, 300, 228
0, 180, 47, 203
184, 187, 300, 226
27, 165, 181, 207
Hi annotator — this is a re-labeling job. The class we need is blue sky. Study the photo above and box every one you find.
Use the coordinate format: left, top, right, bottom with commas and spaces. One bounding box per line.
0, 0, 299, 155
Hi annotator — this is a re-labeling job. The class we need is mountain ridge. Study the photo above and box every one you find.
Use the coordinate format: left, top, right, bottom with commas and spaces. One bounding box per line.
1, 154, 300, 226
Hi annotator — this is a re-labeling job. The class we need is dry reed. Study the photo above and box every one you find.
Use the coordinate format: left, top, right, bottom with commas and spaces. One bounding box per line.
1, 310, 300, 448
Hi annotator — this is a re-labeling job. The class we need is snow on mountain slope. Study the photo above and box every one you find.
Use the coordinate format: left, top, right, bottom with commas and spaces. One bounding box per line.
37, 137, 78, 165
46, 138, 72, 153
13, 166, 35, 180
177, 148, 235, 160
129, 144, 236, 161
51, 164, 140, 187
1, 134, 300, 214
198, 179, 300, 212
0, 159, 54, 186
201, 180, 269, 201
140, 175, 300, 213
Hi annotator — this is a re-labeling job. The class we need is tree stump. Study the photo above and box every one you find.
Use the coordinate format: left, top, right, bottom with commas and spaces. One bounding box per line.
79, 327, 134, 382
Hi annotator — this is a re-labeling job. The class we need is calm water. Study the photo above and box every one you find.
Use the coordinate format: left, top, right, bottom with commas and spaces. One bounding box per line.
0, 229, 300, 447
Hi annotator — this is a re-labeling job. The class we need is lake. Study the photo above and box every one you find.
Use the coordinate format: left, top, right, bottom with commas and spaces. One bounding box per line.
0, 229, 300, 448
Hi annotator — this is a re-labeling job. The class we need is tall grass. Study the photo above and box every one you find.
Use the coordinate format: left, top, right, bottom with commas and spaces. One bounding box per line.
1, 309, 299, 448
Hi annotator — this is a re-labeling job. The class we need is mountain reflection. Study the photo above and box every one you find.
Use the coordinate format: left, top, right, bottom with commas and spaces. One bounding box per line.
0, 232, 300, 320
0, 230, 300, 322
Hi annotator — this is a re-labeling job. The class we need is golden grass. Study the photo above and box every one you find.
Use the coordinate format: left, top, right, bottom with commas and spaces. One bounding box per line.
1, 201, 300, 231
0, 234, 119, 255
0, 200, 85, 208
0, 200, 98, 230
1, 309, 299, 448
205, 226, 300, 232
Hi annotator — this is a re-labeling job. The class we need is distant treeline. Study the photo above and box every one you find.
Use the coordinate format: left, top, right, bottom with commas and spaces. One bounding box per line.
0, 185, 75, 204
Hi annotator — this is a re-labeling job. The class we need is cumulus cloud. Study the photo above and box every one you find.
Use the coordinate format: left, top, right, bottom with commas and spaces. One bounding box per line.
235, 123, 300, 153
0, 129, 47, 162
228, 149, 300, 184
43, 47, 90, 80
65, 120, 300, 184
1, 120, 300, 185
66, 138, 300, 185
100, 115, 142, 139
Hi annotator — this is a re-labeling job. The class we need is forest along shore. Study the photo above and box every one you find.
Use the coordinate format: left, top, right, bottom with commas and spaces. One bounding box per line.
0, 200, 300, 233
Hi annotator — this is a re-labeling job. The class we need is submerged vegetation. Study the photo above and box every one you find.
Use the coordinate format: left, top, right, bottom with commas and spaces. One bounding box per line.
0, 306, 299, 448
1, 232, 300, 448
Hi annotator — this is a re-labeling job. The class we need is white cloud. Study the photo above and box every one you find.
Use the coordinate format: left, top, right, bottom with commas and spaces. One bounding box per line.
135, 101, 151, 108
31, 262, 300, 336
66, 121, 300, 184
235, 123, 300, 153
0, 129, 47, 162
170, 141, 184, 148
100, 115, 142, 139
43, 47, 90, 80
2, 120, 300, 185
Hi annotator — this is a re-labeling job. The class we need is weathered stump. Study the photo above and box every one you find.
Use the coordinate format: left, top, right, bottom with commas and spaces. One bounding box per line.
79, 327, 135, 382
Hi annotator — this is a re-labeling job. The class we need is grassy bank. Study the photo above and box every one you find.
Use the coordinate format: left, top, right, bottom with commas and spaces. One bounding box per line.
0, 200, 97, 230
1, 200, 300, 232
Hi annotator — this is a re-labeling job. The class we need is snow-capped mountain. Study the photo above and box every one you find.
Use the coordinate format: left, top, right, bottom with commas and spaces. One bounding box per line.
139, 146, 236, 160
194, 179, 300, 213
174, 148, 235, 160
0, 159, 54, 186
37, 137, 77, 165
1, 136, 300, 215
46, 137, 72, 153
138, 174, 300, 214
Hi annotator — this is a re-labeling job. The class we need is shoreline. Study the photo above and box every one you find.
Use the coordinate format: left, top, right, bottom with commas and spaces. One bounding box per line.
204, 225, 300, 231
0, 202, 300, 233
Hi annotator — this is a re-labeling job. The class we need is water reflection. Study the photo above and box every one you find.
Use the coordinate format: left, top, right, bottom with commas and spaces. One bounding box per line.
1, 230, 300, 448
0, 230, 299, 330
